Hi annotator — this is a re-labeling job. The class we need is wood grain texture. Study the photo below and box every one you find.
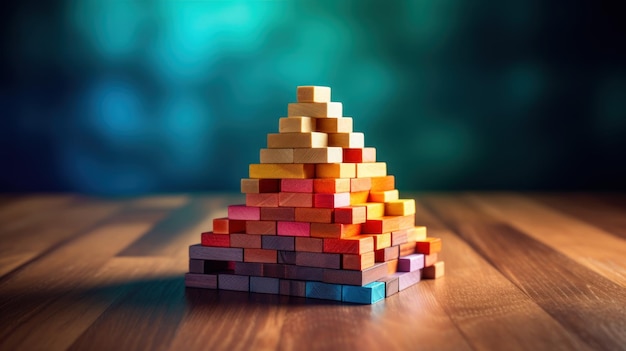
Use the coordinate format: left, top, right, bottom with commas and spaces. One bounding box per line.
0, 193, 624, 350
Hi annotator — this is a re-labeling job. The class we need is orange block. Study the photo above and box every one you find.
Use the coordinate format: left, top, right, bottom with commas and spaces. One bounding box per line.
342, 251, 375, 270
316, 163, 356, 178
350, 178, 372, 192
386, 259, 399, 274
370, 176, 395, 191
391, 229, 409, 246
323, 236, 374, 254
244, 248, 277, 263
310, 223, 362, 239
313, 178, 351, 193
294, 207, 334, 223
416, 237, 442, 255
350, 191, 370, 205
245, 220, 276, 235
399, 241, 416, 256
246, 193, 279, 207
362, 216, 400, 234
334, 206, 367, 224
424, 253, 438, 267
369, 189, 399, 203
375, 246, 399, 262
201, 232, 230, 247
398, 214, 415, 230
361, 233, 391, 250
295, 237, 324, 252
279, 192, 313, 207
422, 261, 445, 279
213, 218, 246, 234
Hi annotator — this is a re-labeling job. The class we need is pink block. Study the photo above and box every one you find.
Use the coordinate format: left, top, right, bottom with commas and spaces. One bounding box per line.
228, 205, 261, 220
314, 193, 351, 208
277, 221, 311, 237
398, 253, 425, 272
281, 179, 314, 193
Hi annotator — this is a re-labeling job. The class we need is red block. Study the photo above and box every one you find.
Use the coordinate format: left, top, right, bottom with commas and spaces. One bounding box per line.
246, 193, 279, 207
362, 216, 400, 234
260, 207, 295, 221
313, 178, 351, 193
277, 221, 311, 237
334, 206, 367, 224
323, 236, 374, 254
314, 193, 350, 208
213, 218, 246, 234
343, 148, 376, 163
281, 179, 314, 193
416, 237, 442, 255
228, 205, 260, 220
201, 232, 230, 247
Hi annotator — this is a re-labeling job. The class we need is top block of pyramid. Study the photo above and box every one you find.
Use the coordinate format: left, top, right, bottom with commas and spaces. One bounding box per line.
297, 86, 331, 103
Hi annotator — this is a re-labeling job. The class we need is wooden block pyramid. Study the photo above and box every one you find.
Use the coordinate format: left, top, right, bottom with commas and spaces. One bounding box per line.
185, 86, 444, 304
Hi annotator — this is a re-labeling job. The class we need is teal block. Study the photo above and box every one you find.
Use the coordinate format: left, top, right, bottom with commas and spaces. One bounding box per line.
341, 281, 385, 304
305, 281, 342, 301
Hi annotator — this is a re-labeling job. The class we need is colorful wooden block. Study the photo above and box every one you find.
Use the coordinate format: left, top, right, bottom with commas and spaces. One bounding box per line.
369, 189, 399, 203
293, 147, 343, 164
262, 235, 295, 251
361, 233, 392, 250
370, 175, 395, 191
249, 164, 315, 179
355, 202, 384, 219
281, 179, 313, 193
185, 273, 218, 289
188, 259, 205, 274
356, 162, 387, 178
297, 86, 331, 103
313, 178, 351, 193
376, 275, 399, 297
310, 223, 362, 239
263, 263, 287, 278
399, 241, 417, 256
374, 246, 399, 262
422, 261, 445, 279
398, 214, 415, 230
294, 207, 334, 223
385, 199, 416, 216
279, 116, 316, 133
315, 163, 356, 178
315, 117, 353, 133
260, 207, 295, 221
213, 217, 246, 234
240, 178, 280, 193
250, 276, 280, 294
288, 102, 342, 118
398, 253, 425, 272
201, 232, 230, 247
228, 205, 261, 220
323, 262, 388, 286
343, 147, 376, 163
396, 270, 422, 291
218, 234, 259, 252
350, 191, 370, 205
279, 279, 307, 297
244, 248, 277, 263
295, 237, 324, 252
342, 251, 375, 270
342, 281, 385, 304
277, 221, 311, 237
189, 244, 243, 262
189, 259, 233, 274
296, 252, 341, 269
323, 236, 374, 255
267, 132, 328, 148
387, 259, 399, 274
245, 220, 276, 235
412, 226, 428, 241
350, 177, 372, 192
424, 253, 438, 267
234, 261, 264, 276
218, 274, 249, 291
279, 192, 313, 207
277, 250, 297, 265
363, 216, 400, 234
285, 265, 324, 281
314, 193, 351, 208
328, 132, 365, 148
306, 281, 342, 301
246, 193, 279, 207
334, 206, 367, 224
391, 229, 409, 246
416, 237, 442, 255
260, 148, 294, 163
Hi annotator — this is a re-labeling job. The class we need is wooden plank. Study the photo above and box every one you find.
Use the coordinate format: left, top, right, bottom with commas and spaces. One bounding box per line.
279, 279, 307, 297
280, 179, 313, 193
295, 252, 341, 269
356, 162, 387, 178
277, 221, 310, 237
285, 265, 324, 281
369, 189, 399, 203
288, 102, 342, 118
250, 276, 280, 294
279, 116, 316, 133
212, 218, 246, 234
294, 207, 334, 223
315, 163, 356, 178
230, 233, 263, 249
297, 86, 331, 102
295, 237, 324, 252
267, 132, 328, 148
323, 236, 374, 255
240, 178, 280, 193
190, 244, 243, 261
261, 236, 295, 251
395, 269, 422, 291
361, 232, 392, 250
185, 273, 218, 289
343, 147, 376, 163
385, 199, 416, 216
342, 281, 385, 304
245, 220, 276, 235
228, 205, 260, 220
375, 246, 399, 262
234, 262, 264, 276
218, 274, 250, 291
293, 147, 343, 164
259, 148, 294, 163
376, 275, 399, 297
244, 248, 277, 263
315, 117, 353, 133
334, 206, 367, 224
399, 241, 417, 256
350, 191, 370, 205
263, 263, 287, 278
200, 232, 230, 247
328, 132, 364, 148
313, 193, 351, 208
249, 164, 315, 179
350, 177, 372, 192
277, 250, 297, 265
363, 216, 400, 234
305, 281, 342, 301
260, 207, 295, 221
313, 178, 351, 193
398, 253, 425, 272
310, 223, 362, 239
245, 193, 279, 207
424, 253, 438, 267
323, 262, 388, 286
342, 251, 375, 270
416, 237, 442, 255
391, 229, 408, 246
422, 261, 445, 279
279, 192, 313, 207
355, 202, 384, 219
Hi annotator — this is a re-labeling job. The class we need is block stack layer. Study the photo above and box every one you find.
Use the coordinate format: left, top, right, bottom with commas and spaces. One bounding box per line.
185, 86, 444, 304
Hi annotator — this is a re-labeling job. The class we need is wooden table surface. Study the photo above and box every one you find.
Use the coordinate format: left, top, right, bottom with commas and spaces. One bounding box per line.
0, 193, 625, 351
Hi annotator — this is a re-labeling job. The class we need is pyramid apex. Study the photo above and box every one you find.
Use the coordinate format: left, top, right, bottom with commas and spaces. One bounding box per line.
297, 86, 331, 103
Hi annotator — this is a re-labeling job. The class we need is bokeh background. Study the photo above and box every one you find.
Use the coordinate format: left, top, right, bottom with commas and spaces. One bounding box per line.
2, 0, 625, 194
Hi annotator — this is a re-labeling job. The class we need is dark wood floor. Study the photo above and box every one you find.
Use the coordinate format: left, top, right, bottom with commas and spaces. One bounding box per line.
0, 193, 624, 351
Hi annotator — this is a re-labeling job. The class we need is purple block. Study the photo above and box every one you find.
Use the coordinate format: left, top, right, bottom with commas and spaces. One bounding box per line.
398, 253, 425, 272
396, 270, 422, 291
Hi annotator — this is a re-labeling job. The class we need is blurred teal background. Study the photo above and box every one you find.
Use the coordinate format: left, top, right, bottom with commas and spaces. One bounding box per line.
2, 0, 625, 194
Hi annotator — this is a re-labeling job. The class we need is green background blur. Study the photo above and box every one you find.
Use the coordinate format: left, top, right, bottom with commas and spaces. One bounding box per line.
2, 1, 625, 194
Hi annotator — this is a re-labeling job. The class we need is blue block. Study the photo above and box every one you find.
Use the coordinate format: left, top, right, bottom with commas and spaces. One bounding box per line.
305, 281, 342, 301
342, 282, 386, 304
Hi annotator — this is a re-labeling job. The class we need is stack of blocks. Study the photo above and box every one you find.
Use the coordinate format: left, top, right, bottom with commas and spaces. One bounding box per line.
185, 86, 444, 304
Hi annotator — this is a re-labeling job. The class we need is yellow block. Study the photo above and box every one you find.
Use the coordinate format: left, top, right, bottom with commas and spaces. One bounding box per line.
316, 117, 353, 133
350, 191, 369, 205
328, 132, 364, 148
369, 189, 399, 203
356, 162, 387, 178
362, 233, 391, 250
297, 86, 331, 103
279, 117, 316, 133
267, 132, 327, 148
315, 163, 356, 178
293, 147, 343, 164
249, 164, 315, 179
385, 199, 416, 216
407, 226, 427, 242
288, 102, 342, 118
260, 148, 293, 163
354, 202, 385, 219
